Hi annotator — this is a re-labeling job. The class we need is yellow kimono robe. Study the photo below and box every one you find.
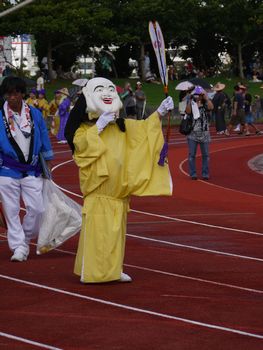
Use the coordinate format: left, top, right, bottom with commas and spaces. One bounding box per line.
37, 98, 50, 119
26, 97, 38, 108
49, 99, 60, 136
73, 112, 172, 283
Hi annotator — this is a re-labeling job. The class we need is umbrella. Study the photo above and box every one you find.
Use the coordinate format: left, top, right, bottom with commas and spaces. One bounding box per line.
175, 81, 194, 91
189, 77, 212, 90
72, 78, 89, 87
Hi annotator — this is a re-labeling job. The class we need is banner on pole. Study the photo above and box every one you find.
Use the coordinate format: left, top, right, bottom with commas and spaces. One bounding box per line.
148, 21, 168, 88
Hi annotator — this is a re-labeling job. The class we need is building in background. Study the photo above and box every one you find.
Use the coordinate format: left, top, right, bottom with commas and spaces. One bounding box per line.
0, 34, 39, 76
11, 34, 39, 76
0, 36, 12, 75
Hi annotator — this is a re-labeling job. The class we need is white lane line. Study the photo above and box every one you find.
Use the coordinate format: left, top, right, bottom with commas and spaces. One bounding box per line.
179, 143, 263, 198
0, 331, 62, 350
128, 233, 263, 262
125, 264, 263, 295
1, 274, 263, 340
128, 213, 255, 222
155, 212, 255, 217
131, 209, 263, 237
1, 237, 260, 295
22, 242, 263, 295
50, 165, 263, 239
50, 161, 263, 262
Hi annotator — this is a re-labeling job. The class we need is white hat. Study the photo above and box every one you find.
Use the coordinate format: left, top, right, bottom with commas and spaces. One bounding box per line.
213, 82, 226, 91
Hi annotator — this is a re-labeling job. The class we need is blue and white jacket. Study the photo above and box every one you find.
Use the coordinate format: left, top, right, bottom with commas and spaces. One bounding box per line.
0, 105, 53, 179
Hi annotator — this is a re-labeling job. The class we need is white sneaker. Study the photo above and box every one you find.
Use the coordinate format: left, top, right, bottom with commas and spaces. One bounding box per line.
11, 246, 29, 262
11, 250, 28, 262
119, 272, 132, 282
234, 125, 240, 132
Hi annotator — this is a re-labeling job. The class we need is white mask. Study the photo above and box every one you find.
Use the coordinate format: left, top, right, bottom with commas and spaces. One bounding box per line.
82, 77, 123, 120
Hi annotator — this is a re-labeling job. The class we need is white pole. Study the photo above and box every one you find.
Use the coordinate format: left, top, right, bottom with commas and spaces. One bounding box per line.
0, 0, 36, 18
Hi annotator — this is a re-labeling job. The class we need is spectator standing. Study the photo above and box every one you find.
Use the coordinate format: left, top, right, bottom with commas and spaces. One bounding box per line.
0, 77, 53, 261
144, 51, 151, 75
135, 81, 146, 119
212, 82, 227, 134
41, 57, 49, 82
252, 95, 262, 120
36, 72, 44, 91
185, 86, 214, 180
120, 82, 136, 118
225, 85, 248, 136
244, 88, 262, 135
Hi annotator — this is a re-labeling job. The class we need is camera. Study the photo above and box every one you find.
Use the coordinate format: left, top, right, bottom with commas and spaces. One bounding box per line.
192, 94, 200, 102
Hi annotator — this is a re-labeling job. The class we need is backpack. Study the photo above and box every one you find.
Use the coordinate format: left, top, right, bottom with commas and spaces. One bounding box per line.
179, 114, 193, 135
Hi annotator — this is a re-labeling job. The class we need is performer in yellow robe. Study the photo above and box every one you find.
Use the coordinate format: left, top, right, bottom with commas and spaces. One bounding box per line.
49, 91, 62, 136
37, 89, 50, 120
67, 77, 174, 283
26, 88, 38, 108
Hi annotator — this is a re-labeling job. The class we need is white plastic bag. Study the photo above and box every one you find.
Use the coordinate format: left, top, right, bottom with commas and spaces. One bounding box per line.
37, 179, 82, 254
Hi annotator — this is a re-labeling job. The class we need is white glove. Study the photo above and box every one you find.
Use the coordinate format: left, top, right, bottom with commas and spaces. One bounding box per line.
96, 112, 115, 134
157, 96, 174, 116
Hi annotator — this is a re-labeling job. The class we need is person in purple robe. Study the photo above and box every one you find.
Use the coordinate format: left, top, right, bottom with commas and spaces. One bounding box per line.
56, 88, 71, 144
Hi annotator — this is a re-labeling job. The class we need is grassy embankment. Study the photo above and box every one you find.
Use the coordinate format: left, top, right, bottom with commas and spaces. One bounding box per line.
44, 76, 263, 124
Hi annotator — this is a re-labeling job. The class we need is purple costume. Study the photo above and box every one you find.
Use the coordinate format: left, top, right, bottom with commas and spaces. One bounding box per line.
57, 97, 71, 141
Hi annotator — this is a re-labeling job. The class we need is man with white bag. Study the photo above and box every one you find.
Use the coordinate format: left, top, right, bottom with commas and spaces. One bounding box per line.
0, 77, 53, 262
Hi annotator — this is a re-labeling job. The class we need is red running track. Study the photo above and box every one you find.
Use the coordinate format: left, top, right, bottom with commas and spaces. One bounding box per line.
0, 128, 263, 350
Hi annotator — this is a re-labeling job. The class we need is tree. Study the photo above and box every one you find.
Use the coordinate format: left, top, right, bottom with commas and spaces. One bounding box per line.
0, 0, 114, 79
218, 0, 263, 78
109, 0, 199, 80
178, 0, 227, 72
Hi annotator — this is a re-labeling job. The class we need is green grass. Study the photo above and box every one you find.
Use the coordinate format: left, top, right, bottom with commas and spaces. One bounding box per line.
112, 77, 263, 108
44, 76, 263, 119
44, 79, 73, 101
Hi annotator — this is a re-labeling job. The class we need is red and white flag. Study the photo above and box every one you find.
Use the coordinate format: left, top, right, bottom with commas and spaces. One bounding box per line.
148, 21, 168, 88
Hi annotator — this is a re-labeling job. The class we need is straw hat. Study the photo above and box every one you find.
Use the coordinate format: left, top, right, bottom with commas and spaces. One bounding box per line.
213, 82, 225, 91
56, 87, 70, 96
238, 84, 246, 90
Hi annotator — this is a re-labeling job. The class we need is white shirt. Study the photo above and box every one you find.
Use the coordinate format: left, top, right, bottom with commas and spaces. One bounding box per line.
4, 102, 31, 161
37, 76, 44, 90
